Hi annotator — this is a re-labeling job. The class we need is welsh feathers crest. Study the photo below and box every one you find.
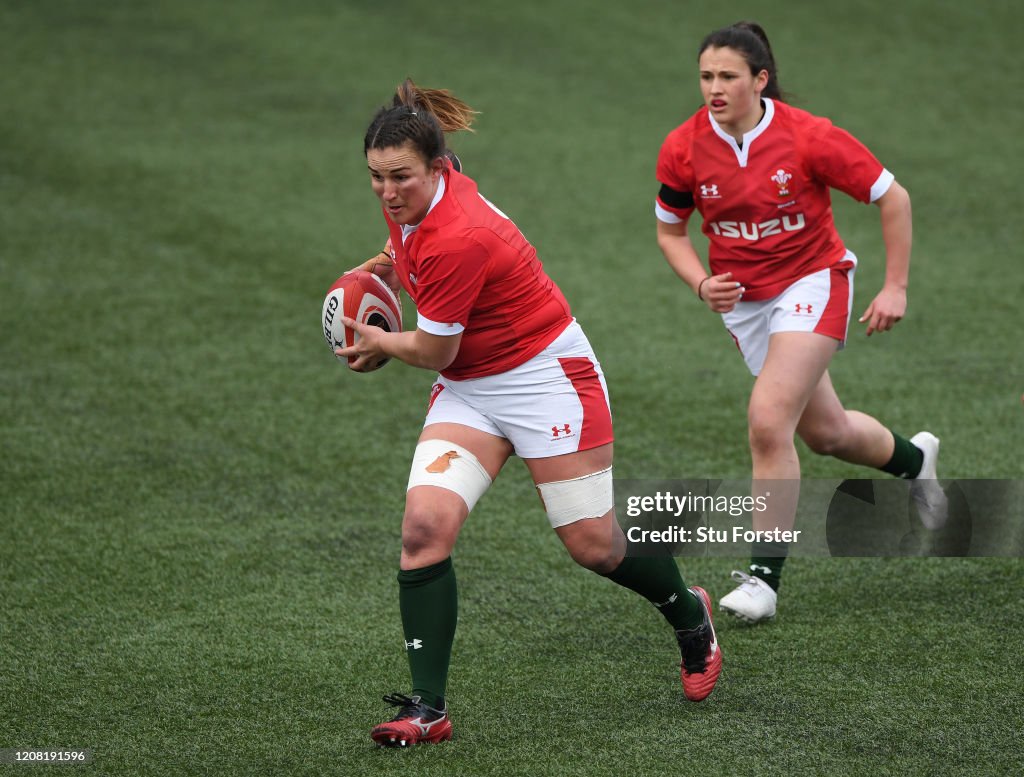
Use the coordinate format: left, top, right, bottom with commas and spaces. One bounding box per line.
771, 169, 793, 196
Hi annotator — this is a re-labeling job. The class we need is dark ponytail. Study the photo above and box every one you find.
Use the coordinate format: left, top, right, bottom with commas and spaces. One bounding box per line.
699, 21, 785, 101
364, 78, 478, 163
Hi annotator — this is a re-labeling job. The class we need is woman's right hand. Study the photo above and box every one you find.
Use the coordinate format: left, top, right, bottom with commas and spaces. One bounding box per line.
699, 272, 745, 313
367, 255, 401, 296
350, 240, 400, 295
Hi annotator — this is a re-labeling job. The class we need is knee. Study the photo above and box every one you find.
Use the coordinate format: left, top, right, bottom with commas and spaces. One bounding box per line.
567, 542, 621, 574
401, 503, 458, 561
747, 408, 793, 458
400, 520, 436, 561
560, 518, 623, 574
800, 423, 845, 456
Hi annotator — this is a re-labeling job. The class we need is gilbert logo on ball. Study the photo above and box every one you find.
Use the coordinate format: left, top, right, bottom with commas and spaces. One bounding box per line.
322, 270, 402, 371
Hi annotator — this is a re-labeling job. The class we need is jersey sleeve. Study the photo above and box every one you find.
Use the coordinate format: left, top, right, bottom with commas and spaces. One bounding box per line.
805, 122, 892, 203
412, 241, 489, 336
655, 130, 696, 223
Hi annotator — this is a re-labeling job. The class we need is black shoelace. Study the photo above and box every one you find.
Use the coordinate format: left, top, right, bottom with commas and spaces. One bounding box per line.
380, 693, 421, 721
677, 625, 710, 674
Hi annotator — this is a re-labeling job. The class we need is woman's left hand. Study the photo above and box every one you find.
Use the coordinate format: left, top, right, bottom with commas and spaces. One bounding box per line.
858, 284, 907, 336
335, 316, 387, 371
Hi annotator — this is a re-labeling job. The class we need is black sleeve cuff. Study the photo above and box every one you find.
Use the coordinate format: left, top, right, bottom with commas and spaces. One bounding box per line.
658, 183, 694, 209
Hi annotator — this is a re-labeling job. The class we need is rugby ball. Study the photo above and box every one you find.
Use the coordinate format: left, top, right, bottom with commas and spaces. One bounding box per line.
322, 270, 402, 371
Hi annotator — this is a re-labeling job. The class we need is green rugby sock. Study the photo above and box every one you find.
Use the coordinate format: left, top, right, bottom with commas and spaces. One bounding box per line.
604, 555, 703, 630
750, 540, 789, 592
880, 431, 924, 478
397, 558, 457, 710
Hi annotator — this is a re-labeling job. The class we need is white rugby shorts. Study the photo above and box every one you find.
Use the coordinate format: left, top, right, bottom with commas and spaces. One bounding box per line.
423, 320, 614, 459
723, 253, 857, 376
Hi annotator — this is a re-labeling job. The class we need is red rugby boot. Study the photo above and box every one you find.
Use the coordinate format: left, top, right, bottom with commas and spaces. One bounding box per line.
675, 586, 723, 701
370, 693, 452, 747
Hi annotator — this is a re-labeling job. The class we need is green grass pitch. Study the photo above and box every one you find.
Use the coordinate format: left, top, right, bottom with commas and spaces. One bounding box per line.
2, 1, 1022, 775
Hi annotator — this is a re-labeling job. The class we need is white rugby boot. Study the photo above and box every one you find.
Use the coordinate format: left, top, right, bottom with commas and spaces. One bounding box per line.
718, 570, 777, 623
909, 431, 949, 530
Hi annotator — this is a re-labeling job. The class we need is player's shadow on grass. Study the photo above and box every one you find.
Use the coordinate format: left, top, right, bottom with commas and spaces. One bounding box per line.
825, 479, 972, 557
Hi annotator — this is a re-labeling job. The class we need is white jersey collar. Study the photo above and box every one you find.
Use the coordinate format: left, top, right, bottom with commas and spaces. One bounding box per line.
401, 173, 447, 244
708, 97, 775, 168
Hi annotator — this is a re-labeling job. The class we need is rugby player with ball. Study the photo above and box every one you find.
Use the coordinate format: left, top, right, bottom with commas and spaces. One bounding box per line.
333, 80, 723, 747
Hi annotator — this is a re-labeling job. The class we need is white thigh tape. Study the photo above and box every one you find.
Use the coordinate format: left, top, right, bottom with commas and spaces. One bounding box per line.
536, 466, 614, 528
407, 439, 493, 513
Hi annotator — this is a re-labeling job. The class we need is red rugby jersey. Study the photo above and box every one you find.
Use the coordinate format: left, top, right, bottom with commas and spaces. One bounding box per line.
656, 99, 894, 300
383, 167, 572, 380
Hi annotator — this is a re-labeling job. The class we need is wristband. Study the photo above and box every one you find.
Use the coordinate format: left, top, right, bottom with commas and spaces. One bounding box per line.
697, 277, 710, 301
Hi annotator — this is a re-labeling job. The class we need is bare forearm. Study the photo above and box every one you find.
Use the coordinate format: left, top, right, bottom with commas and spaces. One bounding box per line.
858, 182, 912, 335
878, 182, 912, 290
338, 317, 461, 372
377, 329, 458, 371
656, 222, 708, 295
